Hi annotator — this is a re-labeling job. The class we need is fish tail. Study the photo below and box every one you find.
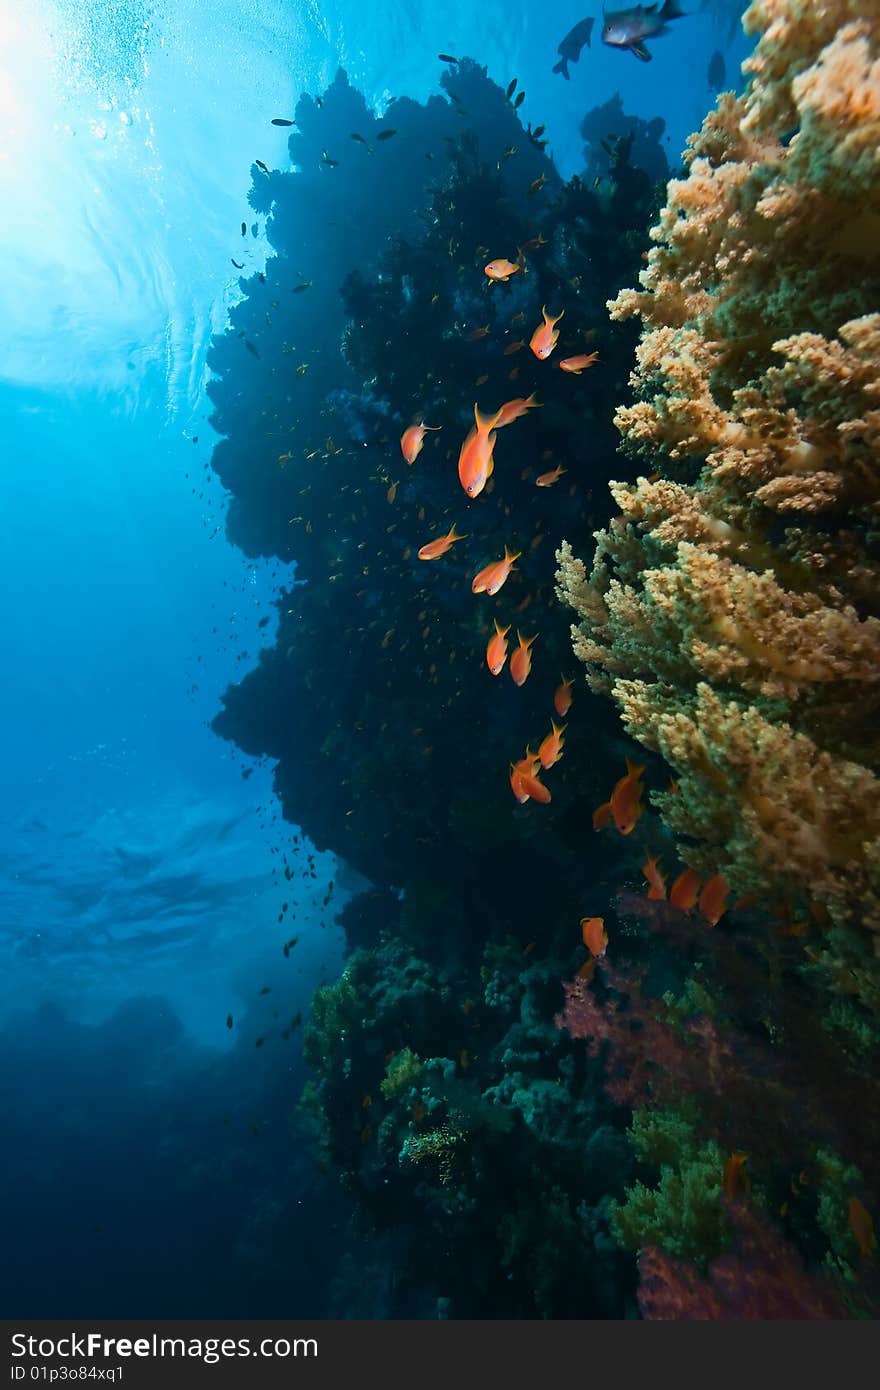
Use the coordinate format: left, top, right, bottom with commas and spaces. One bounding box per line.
552, 58, 569, 79
505, 547, 522, 563
526, 391, 542, 407
661, 0, 686, 18
625, 757, 646, 777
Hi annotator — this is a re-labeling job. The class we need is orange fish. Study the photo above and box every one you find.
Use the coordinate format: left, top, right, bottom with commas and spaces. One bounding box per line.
495, 392, 541, 428
417, 523, 467, 561
576, 957, 597, 983
642, 853, 667, 901
722, 1152, 749, 1200
484, 255, 521, 282
554, 676, 573, 717
529, 304, 564, 360
521, 233, 547, 251
594, 758, 645, 836
466, 324, 491, 340
536, 465, 566, 487
699, 873, 729, 926
400, 421, 441, 464
458, 403, 504, 498
486, 619, 511, 675
510, 747, 540, 803
848, 1196, 876, 1260
503, 339, 526, 355
559, 351, 599, 374
518, 770, 551, 803
472, 545, 521, 595
538, 719, 566, 769
509, 630, 537, 686
581, 916, 608, 958
669, 867, 701, 911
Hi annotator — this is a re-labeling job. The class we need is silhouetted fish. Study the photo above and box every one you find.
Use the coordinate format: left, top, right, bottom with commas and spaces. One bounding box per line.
708, 48, 726, 89
271, 117, 294, 126
601, 1, 686, 62
553, 17, 594, 79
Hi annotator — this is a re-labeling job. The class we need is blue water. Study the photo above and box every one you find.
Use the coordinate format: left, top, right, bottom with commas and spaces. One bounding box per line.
1, 0, 753, 1316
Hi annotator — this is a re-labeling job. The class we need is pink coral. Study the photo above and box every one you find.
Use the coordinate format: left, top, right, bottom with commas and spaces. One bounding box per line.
638, 1204, 845, 1320
554, 963, 738, 1110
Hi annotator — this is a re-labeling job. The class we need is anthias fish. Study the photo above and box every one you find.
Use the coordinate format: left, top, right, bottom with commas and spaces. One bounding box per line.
601, 1, 686, 62
553, 18, 595, 79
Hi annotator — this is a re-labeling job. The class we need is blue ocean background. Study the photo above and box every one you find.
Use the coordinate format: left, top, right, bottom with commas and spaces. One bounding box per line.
1, 0, 751, 1315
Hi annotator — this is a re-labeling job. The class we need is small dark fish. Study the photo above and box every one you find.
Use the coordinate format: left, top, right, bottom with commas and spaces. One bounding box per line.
321, 150, 339, 166
553, 17, 594, 78
532, 124, 545, 138
231, 258, 244, 269
245, 339, 259, 356
255, 1036, 265, 1048
291, 1011, 303, 1028
315, 95, 323, 108
506, 78, 517, 100
271, 117, 294, 127
254, 159, 269, 174
707, 49, 726, 90
528, 172, 548, 195
251, 222, 258, 236
513, 90, 525, 109
240, 221, 246, 236
376, 128, 398, 141
259, 986, 271, 996
350, 132, 369, 143
438, 53, 458, 64
601, 0, 686, 62
226, 1014, 233, 1029
292, 280, 313, 292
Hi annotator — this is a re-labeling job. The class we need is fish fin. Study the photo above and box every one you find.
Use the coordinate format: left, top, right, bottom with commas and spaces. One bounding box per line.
625, 757, 646, 777
631, 41, 652, 61
552, 58, 570, 79
474, 403, 505, 432
661, 0, 686, 17
592, 802, 612, 831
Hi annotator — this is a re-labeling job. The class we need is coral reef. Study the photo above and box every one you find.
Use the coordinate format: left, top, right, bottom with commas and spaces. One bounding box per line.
206, 16, 879, 1319
556, 2, 880, 1005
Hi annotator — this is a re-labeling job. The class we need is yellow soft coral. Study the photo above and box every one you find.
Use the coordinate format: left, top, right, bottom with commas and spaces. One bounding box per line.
556, 1, 880, 985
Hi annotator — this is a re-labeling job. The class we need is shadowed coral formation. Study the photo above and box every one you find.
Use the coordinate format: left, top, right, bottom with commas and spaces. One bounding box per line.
556, 2, 880, 1003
